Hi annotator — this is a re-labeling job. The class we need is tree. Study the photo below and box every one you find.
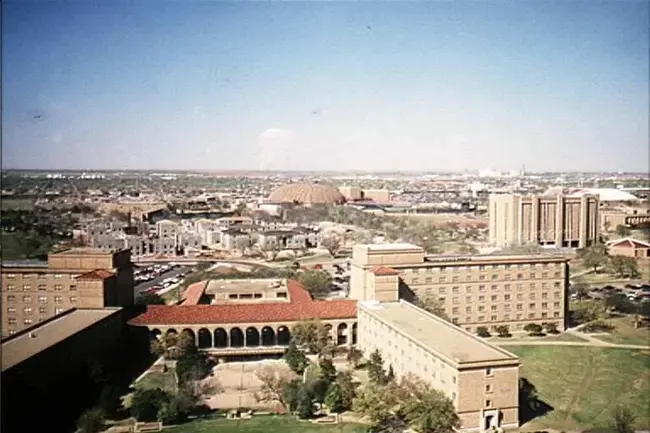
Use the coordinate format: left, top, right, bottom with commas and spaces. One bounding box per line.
334, 371, 356, 411
608, 255, 640, 278
319, 357, 337, 384
325, 381, 346, 413
495, 325, 511, 338
291, 320, 329, 354
282, 378, 303, 413
296, 270, 333, 299
98, 385, 123, 419
306, 378, 330, 404
136, 292, 166, 305
476, 326, 491, 338
571, 280, 590, 300
386, 365, 395, 383
615, 225, 631, 237
353, 382, 395, 427
640, 301, 650, 320
367, 350, 387, 385
284, 340, 310, 374
578, 243, 609, 273
523, 323, 544, 336
235, 236, 251, 256
610, 405, 635, 433
131, 388, 172, 422
254, 366, 296, 409
296, 386, 315, 419
399, 375, 460, 433
604, 293, 637, 314
542, 322, 559, 334
414, 295, 450, 322
76, 408, 105, 433
157, 396, 190, 425
320, 234, 342, 257
346, 347, 363, 368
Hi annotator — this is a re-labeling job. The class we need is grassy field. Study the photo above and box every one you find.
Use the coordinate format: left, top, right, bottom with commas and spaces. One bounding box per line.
0, 198, 36, 211
510, 346, 650, 431
489, 332, 588, 344
165, 416, 366, 433
593, 316, 650, 346
0, 232, 27, 261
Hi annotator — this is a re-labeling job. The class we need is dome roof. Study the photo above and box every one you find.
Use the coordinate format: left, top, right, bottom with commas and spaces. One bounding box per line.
269, 183, 345, 205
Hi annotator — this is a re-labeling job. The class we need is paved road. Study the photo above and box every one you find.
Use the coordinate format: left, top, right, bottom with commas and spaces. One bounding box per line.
134, 266, 192, 298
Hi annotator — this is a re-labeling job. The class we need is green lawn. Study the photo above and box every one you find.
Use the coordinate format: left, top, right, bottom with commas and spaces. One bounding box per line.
593, 316, 650, 346
491, 332, 588, 344
510, 346, 650, 431
134, 370, 177, 393
165, 416, 367, 433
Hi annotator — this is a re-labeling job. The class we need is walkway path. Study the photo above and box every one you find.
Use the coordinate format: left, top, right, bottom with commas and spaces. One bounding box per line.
493, 332, 650, 350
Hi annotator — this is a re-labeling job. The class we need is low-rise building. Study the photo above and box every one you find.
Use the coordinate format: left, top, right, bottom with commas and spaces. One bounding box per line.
606, 238, 650, 259
358, 300, 520, 432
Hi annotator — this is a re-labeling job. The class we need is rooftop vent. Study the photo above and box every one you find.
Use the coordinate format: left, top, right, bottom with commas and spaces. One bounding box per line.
29, 332, 36, 339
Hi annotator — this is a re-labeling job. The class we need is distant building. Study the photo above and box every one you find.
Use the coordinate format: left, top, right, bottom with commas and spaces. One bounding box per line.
1, 307, 130, 433
488, 193, 600, 248
600, 206, 650, 231
349, 243, 570, 333
606, 238, 650, 259
1, 248, 134, 337
339, 186, 391, 204
358, 300, 520, 432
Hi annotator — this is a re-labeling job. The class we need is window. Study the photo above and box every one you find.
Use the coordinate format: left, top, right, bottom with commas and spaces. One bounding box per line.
452, 297, 459, 304
529, 293, 536, 300
516, 304, 523, 311
478, 306, 485, 312
425, 277, 432, 284
439, 287, 447, 295
479, 285, 486, 292
553, 311, 560, 318
554, 281, 561, 288
517, 294, 524, 300
452, 376, 456, 384
541, 312, 548, 318
530, 273, 536, 279
6, 274, 16, 279
452, 286, 460, 294
465, 296, 472, 303
485, 384, 493, 393
485, 400, 492, 408
542, 272, 548, 278
478, 315, 485, 321
517, 273, 523, 279
465, 286, 472, 293
485, 368, 493, 376
38, 284, 47, 291
24, 318, 33, 325
54, 296, 63, 304
554, 302, 560, 309
479, 275, 486, 281
229, 294, 237, 299
276, 291, 287, 298
253, 293, 262, 299
491, 315, 497, 321
478, 265, 485, 271
465, 306, 472, 313
412, 278, 419, 285
55, 307, 64, 314
504, 284, 511, 291
491, 274, 498, 280
38, 273, 47, 279
7, 307, 16, 313
439, 277, 446, 283
504, 294, 511, 301
504, 304, 511, 312
491, 295, 498, 301
39, 307, 47, 314
24, 307, 32, 314
8, 318, 17, 325
452, 392, 456, 400
479, 296, 485, 302
6, 284, 15, 291
38, 296, 47, 304
70, 285, 77, 291
7, 295, 16, 302
542, 292, 548, 300
542, 282, 548, 289
491, 305, 498, 312
529, 303, 536, 309
23, 296, 31, 303
54, 284, 63, 291
70, 297, 78, 303
54, 274, 63, 279
542, 302, 548, 309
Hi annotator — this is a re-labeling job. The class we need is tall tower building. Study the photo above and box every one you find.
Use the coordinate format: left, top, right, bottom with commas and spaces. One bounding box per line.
488, 193, 600, 249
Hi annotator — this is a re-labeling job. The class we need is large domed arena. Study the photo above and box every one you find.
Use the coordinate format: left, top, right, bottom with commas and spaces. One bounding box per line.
268, 182, 345, 205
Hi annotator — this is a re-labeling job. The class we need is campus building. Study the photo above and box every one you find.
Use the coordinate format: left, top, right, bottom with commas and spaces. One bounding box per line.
358, 300, 520, 432
488, 193, 600, 248
1, 307, 130, 433
350, 243, 570, 333
129, 279, 358, 355
1, 248, 135, 337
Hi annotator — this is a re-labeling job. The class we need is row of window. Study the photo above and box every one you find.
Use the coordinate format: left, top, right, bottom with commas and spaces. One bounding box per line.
449, 301, 561, 314
6, 296, 77, 304
5, 273, 72, 279
4, 284, 76, 292
455, 311, 562, 324
426, 283, 563, 296
409, 271, 562, 285
409, 262, 561, 273
439, 292, 562, 304
6, 307, 66, 322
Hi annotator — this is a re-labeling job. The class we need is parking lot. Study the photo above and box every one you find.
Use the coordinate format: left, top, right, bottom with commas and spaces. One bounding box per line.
134, 264, 193, 298
573, 282, 650, 305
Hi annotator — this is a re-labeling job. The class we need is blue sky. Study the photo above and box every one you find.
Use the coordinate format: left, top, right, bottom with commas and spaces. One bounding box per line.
3, 1, 648, 172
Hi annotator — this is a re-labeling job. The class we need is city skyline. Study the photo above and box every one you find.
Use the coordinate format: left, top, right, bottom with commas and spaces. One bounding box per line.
3, 1, 649, 172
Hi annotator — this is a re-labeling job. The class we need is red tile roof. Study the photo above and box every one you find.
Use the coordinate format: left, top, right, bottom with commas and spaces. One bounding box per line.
373, 266, 399, 276
180, 281, 208, 306
129, 279, 357, 326
76, 269, 115, 280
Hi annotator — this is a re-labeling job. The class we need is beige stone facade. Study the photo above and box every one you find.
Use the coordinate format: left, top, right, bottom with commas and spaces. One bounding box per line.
358, 301, 520, 432
489, 193, 600, 248
1, 248, 134, 337
350, 243, 570, 333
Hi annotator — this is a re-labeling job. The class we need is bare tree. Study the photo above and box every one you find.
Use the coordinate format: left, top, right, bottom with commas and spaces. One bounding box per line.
235, 236, 251, 256
320, 233, 342, 257
254, 366, 296, 409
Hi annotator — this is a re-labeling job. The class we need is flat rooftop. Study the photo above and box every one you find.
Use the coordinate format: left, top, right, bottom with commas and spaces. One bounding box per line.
360, 300, 518, 366
1, 308, 120, 372
1, 260, 48, 269
205, 278, 287, 294
52, 247, 115, 256
357, 243, 424, 253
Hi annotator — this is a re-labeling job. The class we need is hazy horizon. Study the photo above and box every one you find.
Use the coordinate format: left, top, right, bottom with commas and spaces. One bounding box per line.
3, 1, 649, 173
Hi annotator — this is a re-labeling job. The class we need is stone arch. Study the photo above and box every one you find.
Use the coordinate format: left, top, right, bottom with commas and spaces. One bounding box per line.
352, 322, 357, 345
214, 328, 228, 348
166, 328, 178, 337
245, 327, 260, 347
197, 328, 212, 349
324, 323, 334, 343
230, 327, 244, 347
277, 326, 291, 346
337, 323, 348, 346
181, 328, 196, 344
150, 328, 162, 340
261, 326, 275, 346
